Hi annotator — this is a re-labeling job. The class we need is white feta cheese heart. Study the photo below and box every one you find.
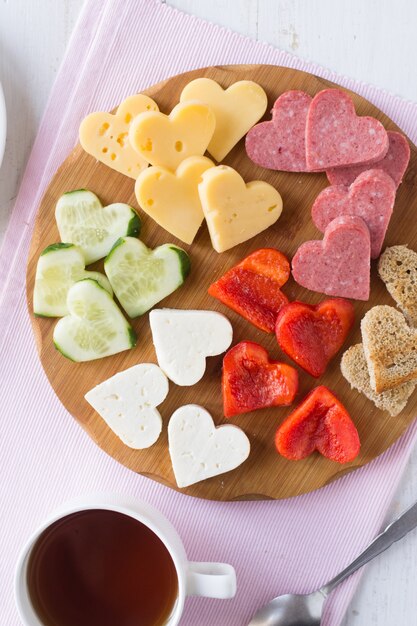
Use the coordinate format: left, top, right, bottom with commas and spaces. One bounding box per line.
168, 404, 250, 488
84, 363, 168, 449
149, 309, 233, 386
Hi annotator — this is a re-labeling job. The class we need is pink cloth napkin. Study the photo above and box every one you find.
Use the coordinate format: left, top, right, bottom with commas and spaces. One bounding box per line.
1, 1, 417, 624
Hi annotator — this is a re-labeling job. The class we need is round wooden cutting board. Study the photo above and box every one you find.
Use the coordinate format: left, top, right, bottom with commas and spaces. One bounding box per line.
26, 64, 417, 501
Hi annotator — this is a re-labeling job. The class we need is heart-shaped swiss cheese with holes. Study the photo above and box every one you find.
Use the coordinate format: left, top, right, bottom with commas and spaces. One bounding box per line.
180, 78, 267, 162
79, 94, 159, 178
129, 101, 216, 171
198, 165, 283, 253
85, 363, 169, 449
168, 404, 250, 487
135, 156, 215, 244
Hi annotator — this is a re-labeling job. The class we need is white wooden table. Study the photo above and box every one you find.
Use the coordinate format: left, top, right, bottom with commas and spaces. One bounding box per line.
1, 1, 417, 624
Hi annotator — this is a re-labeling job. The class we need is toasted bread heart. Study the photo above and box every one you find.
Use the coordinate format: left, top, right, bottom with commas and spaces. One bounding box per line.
361, 305, 417, 392
378, 245, 417, 326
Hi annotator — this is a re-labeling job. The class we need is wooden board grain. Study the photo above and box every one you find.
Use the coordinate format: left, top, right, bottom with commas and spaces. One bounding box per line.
26, 64, 417, 501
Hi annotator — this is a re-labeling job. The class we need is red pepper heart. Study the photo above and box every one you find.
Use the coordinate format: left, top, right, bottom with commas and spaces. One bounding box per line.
209, 248, 290, 333
222, 341, 298, 418
275, 386, 360, 463
275, 298, 355, 377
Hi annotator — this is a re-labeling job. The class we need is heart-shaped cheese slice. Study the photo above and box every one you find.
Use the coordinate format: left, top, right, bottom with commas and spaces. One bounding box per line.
85, 363, 168, 449
199, 165, 282, 253
168, 404, 250, 487
53, 279, 136, 362
149, 309, 233, 386
135, 156, 215, 244
55, 189, 140, 264
79, 94, 159, 178
129, 101, 216, 171
180, 78, 267, 162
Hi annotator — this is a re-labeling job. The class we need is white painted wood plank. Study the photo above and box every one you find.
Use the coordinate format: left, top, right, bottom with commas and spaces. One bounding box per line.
1, 2, 417, 625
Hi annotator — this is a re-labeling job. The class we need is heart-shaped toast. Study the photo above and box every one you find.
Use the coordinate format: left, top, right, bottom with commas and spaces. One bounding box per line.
306, 89, 389, 170
222, 341, 298, 417
378, 245, 417, 326
275, 386, 360, 463
198, 165, 283, 253
168, 404, 250, 487
276, 298, 355, 377
292, 215, 371, 300
128, 101, 216, 171
245, 90, 312, 171
180, 78, 267, 161
55, 189, 140, 264
209, 248, 290, 333
311, 169, 396, 259
33, 243, 112, 317
135, 156, 214, 244
79, 94, 159, 178
326, 130, 410, 188
53, 279, 135, 362
361, 305, 417, 392
85, 364, 169, 449
104, 237, 190, 318
149, 309, 233, 386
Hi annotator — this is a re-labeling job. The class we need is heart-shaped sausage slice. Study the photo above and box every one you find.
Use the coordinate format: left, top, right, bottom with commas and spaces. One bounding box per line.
149, 309, 233, 386
326, 131, 410, 188
292, 215, 371, 300
222, 341, 298, 417
199, 165, 283, 253
361, 305, 417, 392
209, 248, 290, 332
85, 364, 169, 449
79, 94, 159, 178
129, 101, 216, 171
311, 169, 396, 259
306, 89, 389, 170
378, 245, 417, 326
135, 156, 214, 244
168, 404, 250, 487
245, 90, 312, 171
276, 298, 355, 377
275, 386, 360, 463
180, 78, 267, 162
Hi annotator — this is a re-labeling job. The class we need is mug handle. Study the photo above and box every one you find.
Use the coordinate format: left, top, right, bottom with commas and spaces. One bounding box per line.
186, 562, 236, 599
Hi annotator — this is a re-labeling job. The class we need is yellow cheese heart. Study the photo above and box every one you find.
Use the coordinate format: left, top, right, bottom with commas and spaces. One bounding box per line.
79, 94, 159, 179
135, 156, 215, 245
180, 78, 268, 162
128, 101, 216, 171
198, 165, 283, 253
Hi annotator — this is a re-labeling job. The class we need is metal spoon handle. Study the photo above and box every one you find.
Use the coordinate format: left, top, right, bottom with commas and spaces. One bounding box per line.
321, 499, 417, 596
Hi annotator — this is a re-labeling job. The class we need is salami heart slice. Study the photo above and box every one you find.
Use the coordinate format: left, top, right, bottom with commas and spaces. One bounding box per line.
245, 91, 312, 172
311, 169, 396, 259
326, 131, 410, 188
306, 89, 389, 170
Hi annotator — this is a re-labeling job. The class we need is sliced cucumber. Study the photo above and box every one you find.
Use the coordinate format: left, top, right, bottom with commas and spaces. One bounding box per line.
53, 278, 136, 362
104, 236, 190, 317
33, 243, 113, 317
55, 189, 141, 264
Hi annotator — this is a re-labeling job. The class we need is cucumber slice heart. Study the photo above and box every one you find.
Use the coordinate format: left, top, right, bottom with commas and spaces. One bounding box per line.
53, 278, 136, 362
33, 243, 112, 317
55, 189, 141, 264
104, 236, 190, 317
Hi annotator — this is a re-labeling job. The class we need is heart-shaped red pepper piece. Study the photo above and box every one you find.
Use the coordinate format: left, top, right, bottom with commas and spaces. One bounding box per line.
222, 341, 298, 418
209, 248, 290, 333
275, 298, 355, 377
275, 386, 360, 463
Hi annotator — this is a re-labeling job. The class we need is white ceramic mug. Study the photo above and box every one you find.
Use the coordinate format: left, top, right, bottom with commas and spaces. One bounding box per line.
15, 492, 236, 626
